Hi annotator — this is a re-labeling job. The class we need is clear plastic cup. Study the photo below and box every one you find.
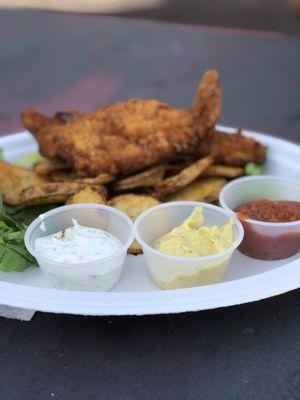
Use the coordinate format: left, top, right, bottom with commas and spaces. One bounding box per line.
25, 204, 134, 291
134, 201, 244, 290
219, 176, 300, 260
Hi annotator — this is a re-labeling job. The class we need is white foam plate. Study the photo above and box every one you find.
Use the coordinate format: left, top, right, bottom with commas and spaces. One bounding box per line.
0, 127, 299, 316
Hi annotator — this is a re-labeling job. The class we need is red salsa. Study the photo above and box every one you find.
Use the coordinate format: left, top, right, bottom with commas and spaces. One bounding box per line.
234, 199, 300, 223
234, 199, 300, 260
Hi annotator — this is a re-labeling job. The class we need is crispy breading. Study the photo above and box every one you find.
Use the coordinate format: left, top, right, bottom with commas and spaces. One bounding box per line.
198, 129, 266, 166
0, 160, 50, 205
66, 187, 106, 205
21, 70, 221, 177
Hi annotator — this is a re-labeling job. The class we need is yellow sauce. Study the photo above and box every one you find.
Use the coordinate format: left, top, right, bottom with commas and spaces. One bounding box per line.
152, 206, 234, 257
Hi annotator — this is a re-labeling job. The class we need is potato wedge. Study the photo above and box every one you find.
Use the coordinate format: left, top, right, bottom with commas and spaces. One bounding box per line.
50, 170, 115, 185
108, 194, 160, 221
165, 177, 226, 203
202, 165, 244, 178
20, 182, 107, 205
79, 173, 115, 185
34, 159, 70, 176
113, 166, 165, 191
50, 170, 76, 182
0, 160, 50, 205
108, 194, 160, 254
127, 240, 143, 255
151, 156, 213, 198
164, 161, 192, 175
66, 186, 106, 205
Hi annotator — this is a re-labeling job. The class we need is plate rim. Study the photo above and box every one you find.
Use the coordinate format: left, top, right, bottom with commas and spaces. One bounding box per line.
0, 127, 299, 316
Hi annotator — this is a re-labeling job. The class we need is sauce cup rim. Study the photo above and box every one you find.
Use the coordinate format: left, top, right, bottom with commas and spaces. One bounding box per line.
133, 201, 244, 262
219, 175, 300, 227
24, 203, 135, 267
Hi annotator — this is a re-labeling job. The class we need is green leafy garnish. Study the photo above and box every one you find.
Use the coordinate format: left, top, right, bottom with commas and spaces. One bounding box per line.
0, 195, 57, 272
0, 195, 35, 272
0, 148, 3, 160
14, 151, 45, 168
245, 162, 265, 176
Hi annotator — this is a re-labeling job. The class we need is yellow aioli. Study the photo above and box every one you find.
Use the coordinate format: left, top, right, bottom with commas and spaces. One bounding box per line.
152, 206, 234, 257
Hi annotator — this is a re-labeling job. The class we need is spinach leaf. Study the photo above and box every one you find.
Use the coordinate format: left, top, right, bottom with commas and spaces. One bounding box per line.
0, 194, 57, 272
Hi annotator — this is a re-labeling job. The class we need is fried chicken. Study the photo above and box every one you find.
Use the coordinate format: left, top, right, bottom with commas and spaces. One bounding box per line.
22, 70, 222, 177
197, 128, 265, 166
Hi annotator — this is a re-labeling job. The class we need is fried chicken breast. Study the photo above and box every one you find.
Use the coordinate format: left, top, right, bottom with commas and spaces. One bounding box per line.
197, 128, 265, 166
22, 70, 222, 177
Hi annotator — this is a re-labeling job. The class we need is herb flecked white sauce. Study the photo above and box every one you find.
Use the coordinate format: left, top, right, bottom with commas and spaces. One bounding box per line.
35, 219, 122, 264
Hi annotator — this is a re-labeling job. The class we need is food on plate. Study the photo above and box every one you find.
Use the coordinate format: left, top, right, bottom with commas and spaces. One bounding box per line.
136, 203, 243, 290
151, 156, 213, 198
219, 176, 300, 260
0, 196, 36, 272
197, 129, 265, 166
14, 151, 45, 168
0, 194, 56, 272
79, 173, 116, 185
202, 165, 244, 178
113, 166, 166, 191
26, 203, 133, 291
35, 219, 122, 264
165, 177, 226, 202
234, 199, 300, 223
108, 194, 160, 254
0, 68, 268, 277
0, 160, 50, 205
22, 70, 222, 177
50, 170, 76, 182
152, 206, 234, 257
20, 182, 107, 205
108, 194, 160, 220
244, 162, 265, 176
234, 199, 300, 260
34, 158, 70, 175
66, 187, 107, 205
50, 171, 115, 185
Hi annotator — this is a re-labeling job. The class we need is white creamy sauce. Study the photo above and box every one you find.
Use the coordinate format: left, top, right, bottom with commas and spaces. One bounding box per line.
35, 219, 122, 264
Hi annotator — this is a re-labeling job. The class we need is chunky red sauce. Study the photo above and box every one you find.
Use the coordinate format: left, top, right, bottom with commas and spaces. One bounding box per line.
234, 199, 300, 260
234, 199, 300, 223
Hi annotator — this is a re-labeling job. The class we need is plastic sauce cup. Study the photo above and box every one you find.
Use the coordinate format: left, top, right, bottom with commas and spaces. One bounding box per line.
25, 204, 134, 291
134, 201, 244, 290
219, 176, 300, 260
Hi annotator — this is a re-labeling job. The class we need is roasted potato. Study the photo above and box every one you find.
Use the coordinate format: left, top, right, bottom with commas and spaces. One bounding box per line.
0, 160, 50, 205
151, 156, 213, 198
50, 170, 76, 182
113, 166, 165, 191
166, 177, 226, 203
80, 173, 115, 185
108, 194, 160, 254
50, 170, 115, 186
66, 187, 107, 205
20, 182, 107, 205
34, 159, 70, 176
202, 165, 244, 178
